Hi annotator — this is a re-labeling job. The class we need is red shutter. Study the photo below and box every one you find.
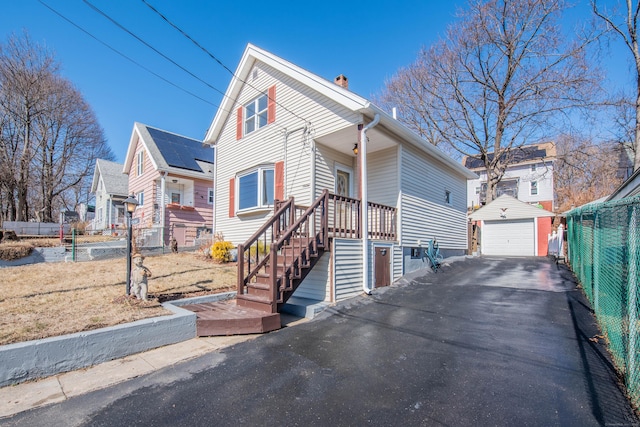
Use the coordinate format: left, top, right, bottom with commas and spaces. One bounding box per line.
275, 161, 284, 201
236, 107, 243, 140
228, 178, 235, 217
267, 85, 276, 124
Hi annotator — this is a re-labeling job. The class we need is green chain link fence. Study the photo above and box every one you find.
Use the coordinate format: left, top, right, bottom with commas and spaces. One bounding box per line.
566, 196, 640, 407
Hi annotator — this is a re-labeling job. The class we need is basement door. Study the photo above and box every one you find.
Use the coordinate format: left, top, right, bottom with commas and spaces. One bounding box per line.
374, 246, 391, 287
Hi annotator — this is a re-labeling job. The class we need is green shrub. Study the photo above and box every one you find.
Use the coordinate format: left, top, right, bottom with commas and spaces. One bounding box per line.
248, 240, 268, 260
211, 241, 234, 263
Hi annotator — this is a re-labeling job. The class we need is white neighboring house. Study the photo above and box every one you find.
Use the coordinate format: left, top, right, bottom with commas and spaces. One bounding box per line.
464, 142, 556, 211
205, 43, 476, 308
90, 159, 129, 232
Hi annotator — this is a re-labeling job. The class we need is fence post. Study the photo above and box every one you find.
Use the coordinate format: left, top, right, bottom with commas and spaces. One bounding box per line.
237, 244, 244, 295
593, 211, 600, 314
72, 228, 76, 262
628, 204, 639, 387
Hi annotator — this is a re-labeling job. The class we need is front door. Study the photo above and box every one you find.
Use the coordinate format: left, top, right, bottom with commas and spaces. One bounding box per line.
374, 246, 391, 287
335, 163, 353, 197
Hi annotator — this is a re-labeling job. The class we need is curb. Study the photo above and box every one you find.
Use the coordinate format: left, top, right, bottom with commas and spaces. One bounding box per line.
0, 292, 236, 388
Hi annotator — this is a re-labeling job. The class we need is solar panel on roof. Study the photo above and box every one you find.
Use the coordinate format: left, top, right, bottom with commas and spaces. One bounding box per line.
147, 127, 213, 172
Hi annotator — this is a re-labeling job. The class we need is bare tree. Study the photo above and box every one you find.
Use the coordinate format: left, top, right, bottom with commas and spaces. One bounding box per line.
554, 134, 624, 211
378, 0, 601, 203
0, 32, 113, 223
592, 0, 640, 172
0, 32, 57, 221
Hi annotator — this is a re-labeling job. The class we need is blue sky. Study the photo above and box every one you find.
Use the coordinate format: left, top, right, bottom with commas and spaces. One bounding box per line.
0, 0, 632, 164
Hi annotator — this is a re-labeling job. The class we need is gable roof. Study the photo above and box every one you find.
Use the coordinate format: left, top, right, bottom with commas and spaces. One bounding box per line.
91, 159, 128, 196
123, 123, 214, 179
204, 43, 476, 180
607, 166, 640, 201
463, 142, 556, 170
468, 195, 555, 221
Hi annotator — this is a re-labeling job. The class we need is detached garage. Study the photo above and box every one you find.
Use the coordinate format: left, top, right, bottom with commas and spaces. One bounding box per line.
469, 195, 554, 257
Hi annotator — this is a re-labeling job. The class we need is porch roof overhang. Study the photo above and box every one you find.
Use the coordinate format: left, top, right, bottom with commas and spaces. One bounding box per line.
316, 105, 478, 180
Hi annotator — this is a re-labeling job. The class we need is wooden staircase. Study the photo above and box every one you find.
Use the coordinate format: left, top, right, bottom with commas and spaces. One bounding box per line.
185, 191, 330, 336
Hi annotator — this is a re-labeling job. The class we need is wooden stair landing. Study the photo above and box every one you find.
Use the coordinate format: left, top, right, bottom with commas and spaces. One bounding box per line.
181, 299, 281, 336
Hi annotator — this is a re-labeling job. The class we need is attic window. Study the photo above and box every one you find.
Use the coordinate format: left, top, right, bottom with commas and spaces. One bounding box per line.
136, 151, 145, 176
244, 94, 268, 135
531, 164, 537, 172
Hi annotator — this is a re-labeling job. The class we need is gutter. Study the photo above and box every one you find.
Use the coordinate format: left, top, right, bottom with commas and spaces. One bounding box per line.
361, 113, 380, 295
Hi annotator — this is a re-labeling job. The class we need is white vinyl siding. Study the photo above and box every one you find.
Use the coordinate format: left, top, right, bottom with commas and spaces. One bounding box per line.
368, 147, 399, 207
400, 144, 468, 249
482, 219, 535, 256
292, 251, 330, 301
393, 244, 403, 282
315, 143, 358, 199
214, 62, 360, 245
333, 238, 363, 301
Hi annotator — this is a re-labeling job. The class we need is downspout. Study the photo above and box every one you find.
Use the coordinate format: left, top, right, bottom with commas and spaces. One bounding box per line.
161, 172, 167, 251
310, 132, 316, 203
361, 113, 380, 295
211, 145, 217, 237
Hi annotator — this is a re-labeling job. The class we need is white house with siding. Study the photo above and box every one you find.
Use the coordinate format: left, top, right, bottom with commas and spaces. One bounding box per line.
205, 44, 476, 306
464, 142, 556, 211
89, 159, 128, 232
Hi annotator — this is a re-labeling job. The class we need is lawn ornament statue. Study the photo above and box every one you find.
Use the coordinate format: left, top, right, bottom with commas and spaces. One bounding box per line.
131, 253, 152, 301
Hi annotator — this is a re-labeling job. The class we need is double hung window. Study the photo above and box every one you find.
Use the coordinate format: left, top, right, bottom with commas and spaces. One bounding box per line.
244, 94, 268, 135
238, 167, 274, 211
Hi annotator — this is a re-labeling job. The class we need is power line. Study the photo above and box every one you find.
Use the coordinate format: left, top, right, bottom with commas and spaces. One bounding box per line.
37, 0, 218, 108
140, 0, 311, 126
83, 0, 228, 99
140, 0, 236, 77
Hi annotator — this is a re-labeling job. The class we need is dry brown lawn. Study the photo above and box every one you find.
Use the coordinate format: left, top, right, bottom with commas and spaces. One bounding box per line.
0, 252, 236, 346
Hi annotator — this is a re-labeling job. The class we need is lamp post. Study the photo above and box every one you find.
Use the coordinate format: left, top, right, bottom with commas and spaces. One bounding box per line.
123, 195, 139, 295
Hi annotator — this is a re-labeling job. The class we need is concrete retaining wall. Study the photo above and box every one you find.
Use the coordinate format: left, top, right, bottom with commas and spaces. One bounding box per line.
0, 247, 67, 268
0, 292, 236, 387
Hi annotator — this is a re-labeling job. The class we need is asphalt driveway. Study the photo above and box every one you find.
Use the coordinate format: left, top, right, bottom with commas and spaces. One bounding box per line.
3, 256, 638, 426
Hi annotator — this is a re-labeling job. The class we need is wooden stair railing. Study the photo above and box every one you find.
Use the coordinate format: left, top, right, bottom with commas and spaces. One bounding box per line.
237, 190, 329, 313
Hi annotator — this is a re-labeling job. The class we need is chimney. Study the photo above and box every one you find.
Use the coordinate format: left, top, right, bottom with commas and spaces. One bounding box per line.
335, 74, 348, 89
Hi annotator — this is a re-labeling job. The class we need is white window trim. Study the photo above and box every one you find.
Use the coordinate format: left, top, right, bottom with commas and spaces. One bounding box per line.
244, 94, 268, 136
334, 163, 354, 197
137, 151, 144, 176
208, 188, 214, 205
236, 165, 275, 214
137, 191, 144, 206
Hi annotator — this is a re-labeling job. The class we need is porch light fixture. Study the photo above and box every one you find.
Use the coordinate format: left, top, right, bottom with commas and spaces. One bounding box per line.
123, 194, 139, 295
352, 144, 358, 155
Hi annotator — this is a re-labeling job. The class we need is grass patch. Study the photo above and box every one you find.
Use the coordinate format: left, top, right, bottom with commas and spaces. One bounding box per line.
0, 252, 236, 345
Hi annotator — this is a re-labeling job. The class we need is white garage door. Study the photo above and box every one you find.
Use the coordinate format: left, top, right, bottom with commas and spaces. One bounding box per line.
483, 219, 535, 256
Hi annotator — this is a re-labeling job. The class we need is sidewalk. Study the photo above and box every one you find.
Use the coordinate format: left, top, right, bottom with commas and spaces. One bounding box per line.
0, 314, 306, 419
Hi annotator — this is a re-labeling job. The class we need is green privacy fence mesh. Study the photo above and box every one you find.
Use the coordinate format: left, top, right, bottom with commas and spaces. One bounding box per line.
566, 196, 640, 407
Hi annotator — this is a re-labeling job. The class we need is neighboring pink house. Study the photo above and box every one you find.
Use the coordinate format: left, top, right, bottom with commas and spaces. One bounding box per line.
123, 122, 214, 248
